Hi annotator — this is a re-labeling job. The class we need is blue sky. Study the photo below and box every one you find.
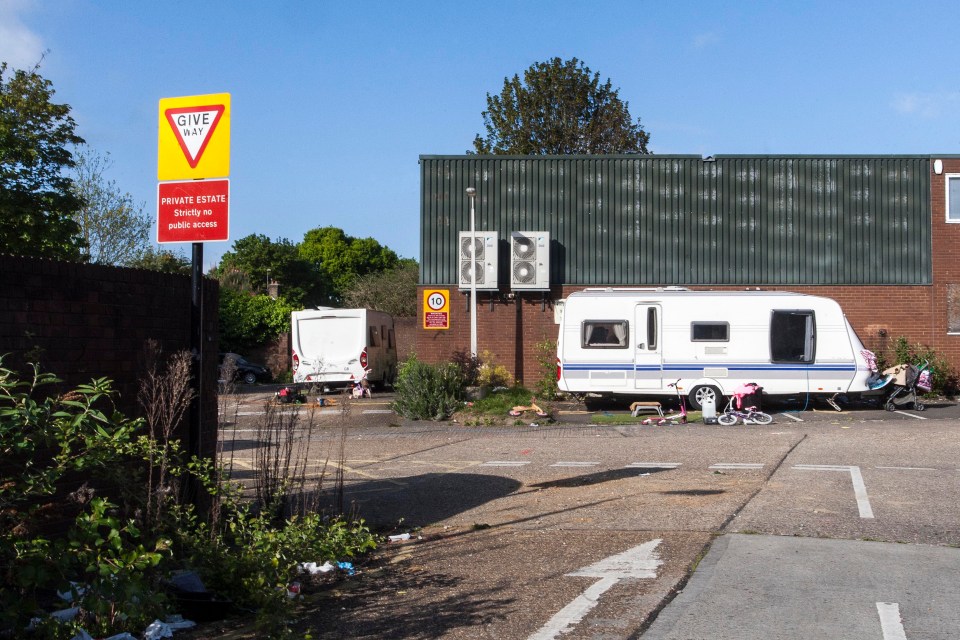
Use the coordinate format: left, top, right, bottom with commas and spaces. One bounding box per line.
3, 1, 960, 270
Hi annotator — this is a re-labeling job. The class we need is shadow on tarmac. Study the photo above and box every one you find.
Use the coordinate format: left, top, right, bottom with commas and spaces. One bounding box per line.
310, 472, 523, 529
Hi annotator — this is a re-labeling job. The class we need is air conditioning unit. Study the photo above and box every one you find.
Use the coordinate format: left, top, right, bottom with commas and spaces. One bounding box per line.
510, 231, 550, 290
458, 231, 499, 290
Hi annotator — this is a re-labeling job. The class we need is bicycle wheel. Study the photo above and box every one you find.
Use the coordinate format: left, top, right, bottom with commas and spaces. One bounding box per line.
717, 413, 738, 425
750, 411, 773, 425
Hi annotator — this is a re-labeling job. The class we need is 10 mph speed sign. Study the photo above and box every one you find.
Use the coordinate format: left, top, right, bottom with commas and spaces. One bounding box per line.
423, 289, 449, 330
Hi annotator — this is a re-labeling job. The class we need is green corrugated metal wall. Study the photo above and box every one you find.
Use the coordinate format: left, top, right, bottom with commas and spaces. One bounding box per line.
420, 155, 932, 286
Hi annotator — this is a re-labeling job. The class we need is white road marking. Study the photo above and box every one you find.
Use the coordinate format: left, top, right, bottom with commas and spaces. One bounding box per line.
876, 602, 908, 640
779, 412, 804, 422
876, 466, 937, 471
625, 462, 681, 469
709, 463, 764, 470
362, 409, 394, 414
550, 461, 600, 468
793, 464, 874, 518
893, 410, 927, 420
528, 539, 661, 640
482, 461, 531, 467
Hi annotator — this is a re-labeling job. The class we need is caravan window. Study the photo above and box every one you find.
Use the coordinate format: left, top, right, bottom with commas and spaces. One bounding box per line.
388, 329, 396, 349
692, 322, 729, 342
369, 326, 380, 347
770, 310, 815, 363
582, 320, 629, 348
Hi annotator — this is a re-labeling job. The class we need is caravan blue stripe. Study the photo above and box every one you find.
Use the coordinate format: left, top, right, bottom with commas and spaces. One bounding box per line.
562, 362, 857, 373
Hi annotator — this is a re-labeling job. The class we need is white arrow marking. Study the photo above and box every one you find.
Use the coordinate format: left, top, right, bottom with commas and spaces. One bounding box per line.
528, 539, 661, 640
876, 602, 908, 640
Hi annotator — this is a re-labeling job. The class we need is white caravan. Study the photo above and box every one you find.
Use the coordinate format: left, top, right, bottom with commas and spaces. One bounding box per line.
556, 288, 874, 408
291, 308, 397, 389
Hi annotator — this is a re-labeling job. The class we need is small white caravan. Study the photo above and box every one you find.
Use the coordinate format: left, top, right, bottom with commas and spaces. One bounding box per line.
291, 308, 397, 389
556, 288, 873, 408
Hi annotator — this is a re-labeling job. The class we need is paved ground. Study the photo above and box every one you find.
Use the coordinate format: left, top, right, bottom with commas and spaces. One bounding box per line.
197, 388, 960, 639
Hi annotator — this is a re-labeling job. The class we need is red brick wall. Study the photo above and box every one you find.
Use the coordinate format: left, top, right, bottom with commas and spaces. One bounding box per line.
0, 255, 220, 456
415, 160, 960, 384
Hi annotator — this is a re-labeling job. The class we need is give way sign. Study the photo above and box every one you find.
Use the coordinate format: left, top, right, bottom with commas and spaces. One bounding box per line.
157, 93, 231, 181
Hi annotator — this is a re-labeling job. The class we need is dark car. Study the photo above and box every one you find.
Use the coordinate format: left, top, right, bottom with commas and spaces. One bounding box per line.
219, 353, 270, 385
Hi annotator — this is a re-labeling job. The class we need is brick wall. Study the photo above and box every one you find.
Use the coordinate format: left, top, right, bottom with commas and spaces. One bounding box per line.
0, 255, 220, 456
414, 160, 960, 385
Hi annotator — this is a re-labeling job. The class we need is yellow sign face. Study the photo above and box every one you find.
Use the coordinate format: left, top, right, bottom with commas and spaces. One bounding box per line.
158, 93, 231, 180
423, 289, 450, 330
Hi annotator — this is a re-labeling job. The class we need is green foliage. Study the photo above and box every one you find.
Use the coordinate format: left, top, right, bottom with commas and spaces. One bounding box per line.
476, 351, 511, 388
0, 359, 378, 637
343, 258, 419, 317
128, 245, 192, 275
0, 62, 86, 260
473, 57, 651, 155
219, 288, 297, 354
462, 386, 532, 416
178, 509, 375, 613
70, 145, 151, 266
299, 226, 400, 305
215, 233, 318, 307
392, 356, 464, 420
532, 339, 559, 400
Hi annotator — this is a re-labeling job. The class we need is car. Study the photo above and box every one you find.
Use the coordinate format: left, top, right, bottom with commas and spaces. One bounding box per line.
219, 353, 271, 384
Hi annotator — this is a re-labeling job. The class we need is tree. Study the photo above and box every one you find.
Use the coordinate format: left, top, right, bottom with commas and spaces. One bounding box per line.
128, 246, 191, 275
214, 234, 318, 307
473, 57, 650, 155
70, 146, 151, 265
343, 259, 419, 317
218, 288, 296, 354
0, 62, 86, 259
298, 227, 400, 305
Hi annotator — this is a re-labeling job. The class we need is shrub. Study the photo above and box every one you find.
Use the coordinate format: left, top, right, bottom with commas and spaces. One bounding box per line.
532, 339, 559, 400
392, 356, 464, 420
476, 350, 511, 388
449, 350, 481, 387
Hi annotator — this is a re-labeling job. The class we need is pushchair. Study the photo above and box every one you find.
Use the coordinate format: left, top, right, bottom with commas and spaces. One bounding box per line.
882, 360, 932, 412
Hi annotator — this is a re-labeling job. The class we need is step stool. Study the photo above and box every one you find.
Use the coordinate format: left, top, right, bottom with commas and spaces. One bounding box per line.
629, 401, 664, 418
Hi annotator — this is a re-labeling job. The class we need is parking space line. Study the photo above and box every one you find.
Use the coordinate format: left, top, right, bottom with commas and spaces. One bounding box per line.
482, 461, 532, 467
550, 461, 600, 467
362, 409, 394, 414
793, 464, 874, 518
626, 462, 681, 469
876, 602, 908, 640
893, 410, 927, 420
779, 412, 804, 422
709, 463, 764, 470
876, 466, 937, 471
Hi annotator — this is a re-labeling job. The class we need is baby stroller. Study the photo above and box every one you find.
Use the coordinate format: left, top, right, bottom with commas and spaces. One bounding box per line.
882, 360, 932, 412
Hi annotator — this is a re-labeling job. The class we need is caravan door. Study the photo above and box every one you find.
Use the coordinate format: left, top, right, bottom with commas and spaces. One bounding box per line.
634, 304, 662, 390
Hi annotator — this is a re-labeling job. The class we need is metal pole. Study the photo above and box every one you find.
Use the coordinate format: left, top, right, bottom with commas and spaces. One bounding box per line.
466, 187, 477, 358
189, 242, 203, 468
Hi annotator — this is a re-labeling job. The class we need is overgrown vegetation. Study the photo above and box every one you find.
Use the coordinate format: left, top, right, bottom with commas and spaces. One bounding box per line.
532, 339, 559, 401
874, 336, 958, 395
0, 354, 376, 639
391, 356, 464, 420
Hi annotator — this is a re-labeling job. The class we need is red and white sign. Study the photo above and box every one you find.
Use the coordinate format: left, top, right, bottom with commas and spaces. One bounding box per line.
164, 105, 225, 168
157, 179, 230, 243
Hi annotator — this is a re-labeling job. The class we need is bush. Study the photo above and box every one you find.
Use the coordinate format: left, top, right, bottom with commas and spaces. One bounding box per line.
219, 288, 296, 354
532, 339, 559, 400
476, 350, 511, 388
0, 357, 378, 638
392, 356, 464, 420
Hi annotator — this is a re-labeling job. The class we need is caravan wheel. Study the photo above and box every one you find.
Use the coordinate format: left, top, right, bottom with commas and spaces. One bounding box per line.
688, 385, 722, 411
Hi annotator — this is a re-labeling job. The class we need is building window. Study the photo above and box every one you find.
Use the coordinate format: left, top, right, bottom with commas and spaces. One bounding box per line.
691, 321, 730, 342
948, 175, 960, 223
582, 320, 629, 348
770, 310, 815, 363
